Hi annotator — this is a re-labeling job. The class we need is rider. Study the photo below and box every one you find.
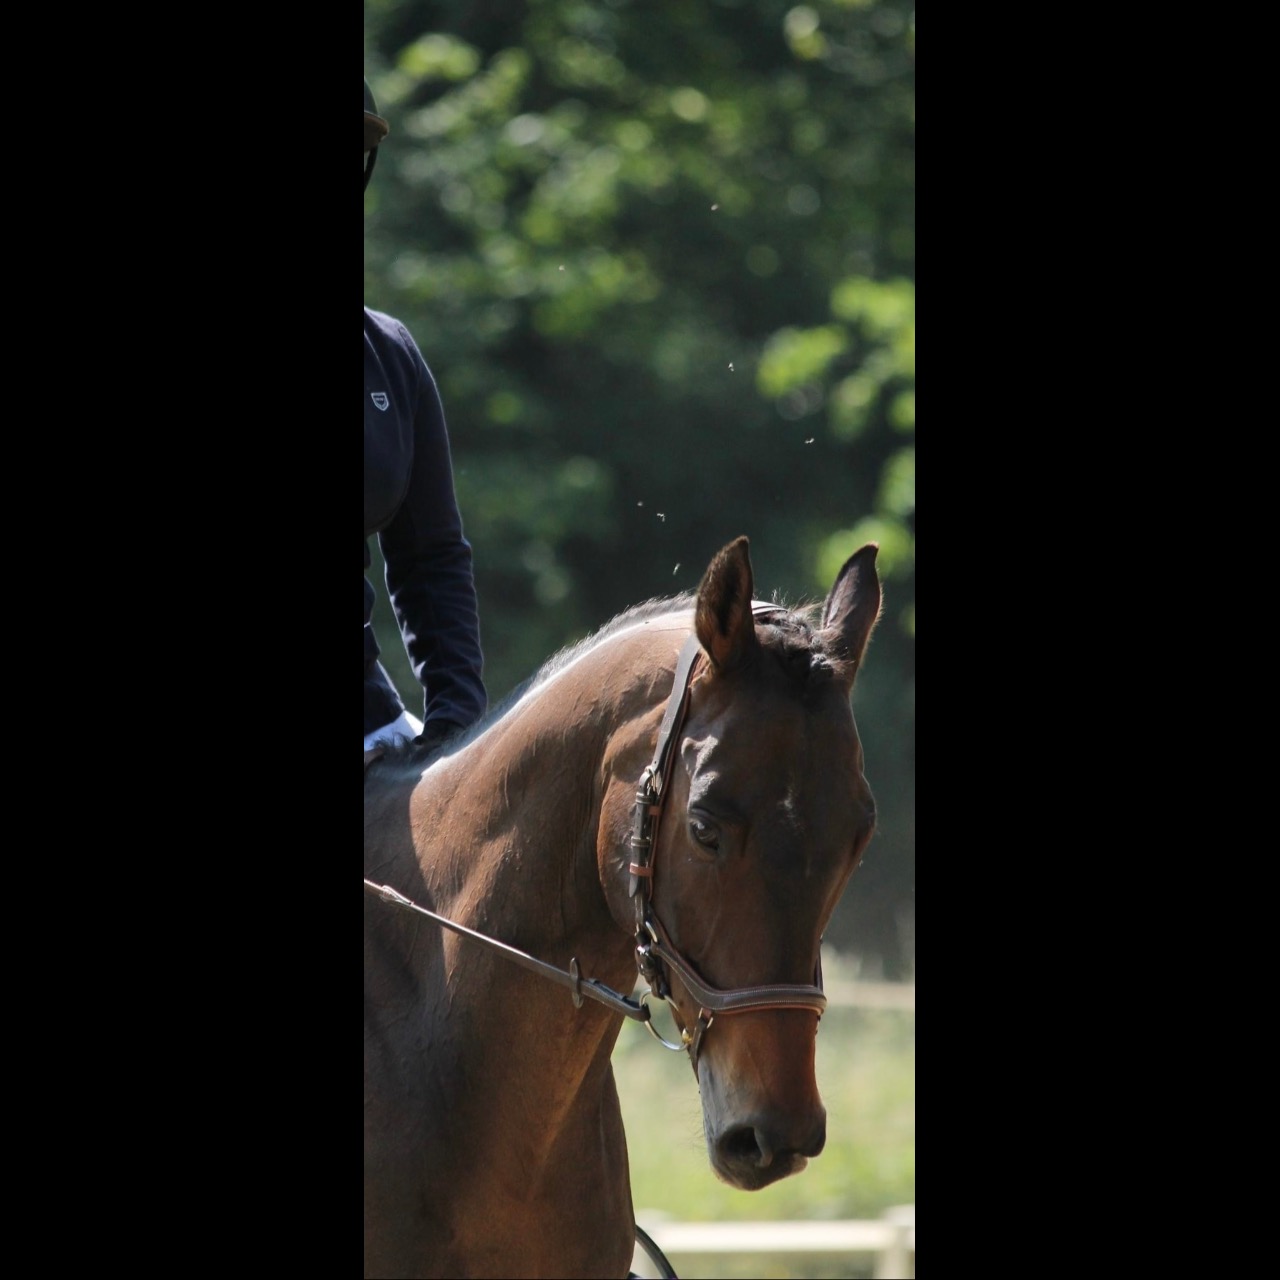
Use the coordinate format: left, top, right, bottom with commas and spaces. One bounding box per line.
365, 77, 487, 756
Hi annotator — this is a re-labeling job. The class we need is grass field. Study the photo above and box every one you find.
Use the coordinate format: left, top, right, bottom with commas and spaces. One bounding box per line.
612, 953, 915, 1279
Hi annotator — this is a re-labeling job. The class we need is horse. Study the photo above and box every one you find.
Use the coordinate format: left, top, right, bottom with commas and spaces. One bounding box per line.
364, 534, 881, 1279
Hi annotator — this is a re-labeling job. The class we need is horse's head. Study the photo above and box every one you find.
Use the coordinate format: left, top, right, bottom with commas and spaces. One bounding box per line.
607, 535, 881, 1191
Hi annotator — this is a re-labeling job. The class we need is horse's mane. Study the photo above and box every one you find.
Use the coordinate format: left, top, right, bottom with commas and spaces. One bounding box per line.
370, 591, 834, 775
518, 592, 697, 696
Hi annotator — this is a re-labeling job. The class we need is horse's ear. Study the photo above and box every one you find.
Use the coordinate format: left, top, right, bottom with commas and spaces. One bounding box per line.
695, 536, 760, 673
820, 543, 882, 685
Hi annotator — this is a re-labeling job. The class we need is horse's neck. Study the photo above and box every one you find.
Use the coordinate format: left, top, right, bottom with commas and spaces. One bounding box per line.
408, 641, 663, 951
364, 627, 687, 1250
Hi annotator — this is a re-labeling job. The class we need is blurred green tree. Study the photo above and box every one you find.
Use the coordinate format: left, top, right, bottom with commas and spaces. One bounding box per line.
365, 0, 914, 975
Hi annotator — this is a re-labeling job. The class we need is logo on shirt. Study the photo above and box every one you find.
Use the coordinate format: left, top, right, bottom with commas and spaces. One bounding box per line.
371, 392, 390, 411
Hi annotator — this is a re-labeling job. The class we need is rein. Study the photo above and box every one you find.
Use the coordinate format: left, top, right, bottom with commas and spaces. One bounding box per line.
364, 607, 827, 1073
362, 878, 651, 1024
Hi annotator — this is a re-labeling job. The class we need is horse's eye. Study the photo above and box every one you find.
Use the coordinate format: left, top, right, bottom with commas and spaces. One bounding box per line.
688, 816, 720, 852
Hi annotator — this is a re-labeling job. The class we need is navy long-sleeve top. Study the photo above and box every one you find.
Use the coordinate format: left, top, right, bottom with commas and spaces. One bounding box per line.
364, 307, 487, 738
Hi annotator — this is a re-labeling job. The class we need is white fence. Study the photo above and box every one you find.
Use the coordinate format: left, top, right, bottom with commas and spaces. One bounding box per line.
631, 1205, 915, 1279
820, 979, 915, 1011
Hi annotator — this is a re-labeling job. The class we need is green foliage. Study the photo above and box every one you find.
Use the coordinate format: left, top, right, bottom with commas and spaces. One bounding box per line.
757, 326, 851, 400
365, 0, 914, 973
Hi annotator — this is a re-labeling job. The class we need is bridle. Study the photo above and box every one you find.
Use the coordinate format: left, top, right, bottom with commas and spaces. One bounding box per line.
363, 607, 828, 1073
626, 614, 827, 1072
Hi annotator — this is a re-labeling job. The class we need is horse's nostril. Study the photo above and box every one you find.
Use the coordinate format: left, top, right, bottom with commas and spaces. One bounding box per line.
716, 1116, 827, 1172
718, 1124, 773, 1168
801, 1118, 826, 1159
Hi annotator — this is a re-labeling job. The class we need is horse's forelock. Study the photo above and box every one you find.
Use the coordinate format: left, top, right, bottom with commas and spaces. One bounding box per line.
755, 602, 850, 690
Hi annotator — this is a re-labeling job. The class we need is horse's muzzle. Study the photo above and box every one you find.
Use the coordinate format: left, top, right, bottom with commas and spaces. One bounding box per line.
709, 1110, 827, 1190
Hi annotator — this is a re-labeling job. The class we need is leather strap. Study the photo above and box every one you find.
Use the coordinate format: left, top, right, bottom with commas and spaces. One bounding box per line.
629, 635, 703, 902
363, 879, 649, 1021
643, 912, 827, 1017
650, 634, 703, 794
